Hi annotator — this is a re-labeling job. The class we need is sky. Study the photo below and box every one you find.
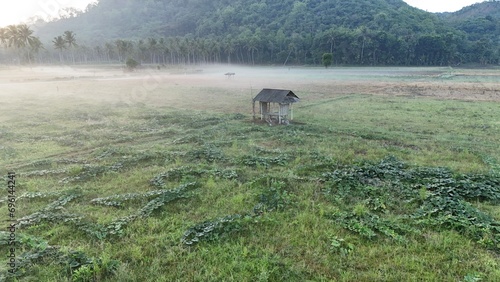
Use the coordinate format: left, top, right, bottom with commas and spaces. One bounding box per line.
0, 0, 490, 27
0, 0, 96, 27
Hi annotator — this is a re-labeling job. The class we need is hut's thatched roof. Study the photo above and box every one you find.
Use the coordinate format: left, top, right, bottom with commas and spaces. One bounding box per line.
253, 89, 300, 104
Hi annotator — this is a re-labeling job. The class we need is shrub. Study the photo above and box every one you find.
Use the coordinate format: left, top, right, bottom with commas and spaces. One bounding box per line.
125, 58, 139, 71
322, 53, 333, 68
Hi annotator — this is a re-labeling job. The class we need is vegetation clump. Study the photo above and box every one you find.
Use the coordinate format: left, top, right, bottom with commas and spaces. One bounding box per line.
125, 57, 139, 71
322, 156, 500, 251
182, 181, 294, 245
0, 232, 120, 281
322, 53, 333, 68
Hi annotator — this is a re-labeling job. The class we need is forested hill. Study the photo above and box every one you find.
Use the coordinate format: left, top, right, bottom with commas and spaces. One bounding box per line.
26, 0, 500, 65
35, 0, 448, 41
439, 1, 500, 22
439, 1, 500, 41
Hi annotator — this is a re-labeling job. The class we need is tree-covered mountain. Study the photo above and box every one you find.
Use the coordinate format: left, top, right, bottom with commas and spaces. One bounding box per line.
439, 0, 500, 22
3, 0, 499, 66
439, 1, 500, 42
34, 0, 451, 42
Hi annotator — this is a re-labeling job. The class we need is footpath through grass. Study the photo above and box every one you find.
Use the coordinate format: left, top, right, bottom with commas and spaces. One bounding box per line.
0, 93, 499, 281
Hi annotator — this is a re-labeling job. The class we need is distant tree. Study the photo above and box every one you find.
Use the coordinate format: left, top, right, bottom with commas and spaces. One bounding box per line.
356, 26, 371, 65
125, 57, 139, 70
29, 37, 44, 63
325, 28, 337, 54
104, 42, 115, 62
53, 35, 66, 63
115, 39, 133, 62
158, 38, 167, 64
64, 31, 77, 63
5, 25, 19, 48
246, 38, 258, 65
4, 24, 40, 64
322, 53, 333, 68
147, 38, 158, 64
0, 28, 7, 46
223, 39, 236, 64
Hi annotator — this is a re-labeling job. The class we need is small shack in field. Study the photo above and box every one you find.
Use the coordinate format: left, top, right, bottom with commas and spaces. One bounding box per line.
253, 89, 300, 125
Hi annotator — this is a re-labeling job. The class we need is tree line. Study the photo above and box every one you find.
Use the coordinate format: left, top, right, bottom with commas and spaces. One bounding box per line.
0, 24, 43, 64
1, 24, 497, 66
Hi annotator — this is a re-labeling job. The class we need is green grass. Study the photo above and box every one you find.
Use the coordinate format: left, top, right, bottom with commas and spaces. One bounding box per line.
0, 69, 499, 281
299, 94, 499, 171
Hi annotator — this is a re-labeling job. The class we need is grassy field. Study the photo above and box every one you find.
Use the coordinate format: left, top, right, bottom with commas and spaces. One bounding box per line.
0, 65, 499, 281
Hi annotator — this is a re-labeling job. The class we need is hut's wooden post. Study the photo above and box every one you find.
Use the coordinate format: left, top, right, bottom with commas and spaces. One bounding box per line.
252, 101, 256, 120
278, 104, 282, 124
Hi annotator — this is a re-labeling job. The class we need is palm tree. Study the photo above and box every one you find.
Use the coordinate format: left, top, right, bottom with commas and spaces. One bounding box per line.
17, 24, 39, 64
184, 37, 194, 65
29, 37, 44, 63
115, 39, 133, 62
147, 38, 158, 64
246, 37, 259, 65
158, 38, 167, 64
169, 37, 181, 64
356, 26, 371, 65
6, 25, 19, 48
136, 39, 147, 62
16, 25, 36, 45
194, 38, 203, 64
63, 31, 77, 63
325, 28, 337, 54
53, 36, 66, 63
4, 24, 39, 64
104, 42, 114, 62
210, 39, 222, 64
178, 38, 189, 64
5, 25, 22, 63
223, 39, 236, 64
0, 27, 7, 47
93, 45, 104, 63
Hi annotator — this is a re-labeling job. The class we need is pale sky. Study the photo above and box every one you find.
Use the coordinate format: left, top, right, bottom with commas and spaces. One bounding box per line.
0, 0, 96, 27
0, 0, 490, 28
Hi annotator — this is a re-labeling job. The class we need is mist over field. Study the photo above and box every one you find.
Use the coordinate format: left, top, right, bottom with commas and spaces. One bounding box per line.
1, 64, 499, 105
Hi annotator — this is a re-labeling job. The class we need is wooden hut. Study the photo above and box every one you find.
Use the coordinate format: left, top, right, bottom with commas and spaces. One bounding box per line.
253, 89, 300, 125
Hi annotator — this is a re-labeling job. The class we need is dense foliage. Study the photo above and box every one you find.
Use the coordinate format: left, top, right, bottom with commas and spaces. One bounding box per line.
1, 0, 499, 65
